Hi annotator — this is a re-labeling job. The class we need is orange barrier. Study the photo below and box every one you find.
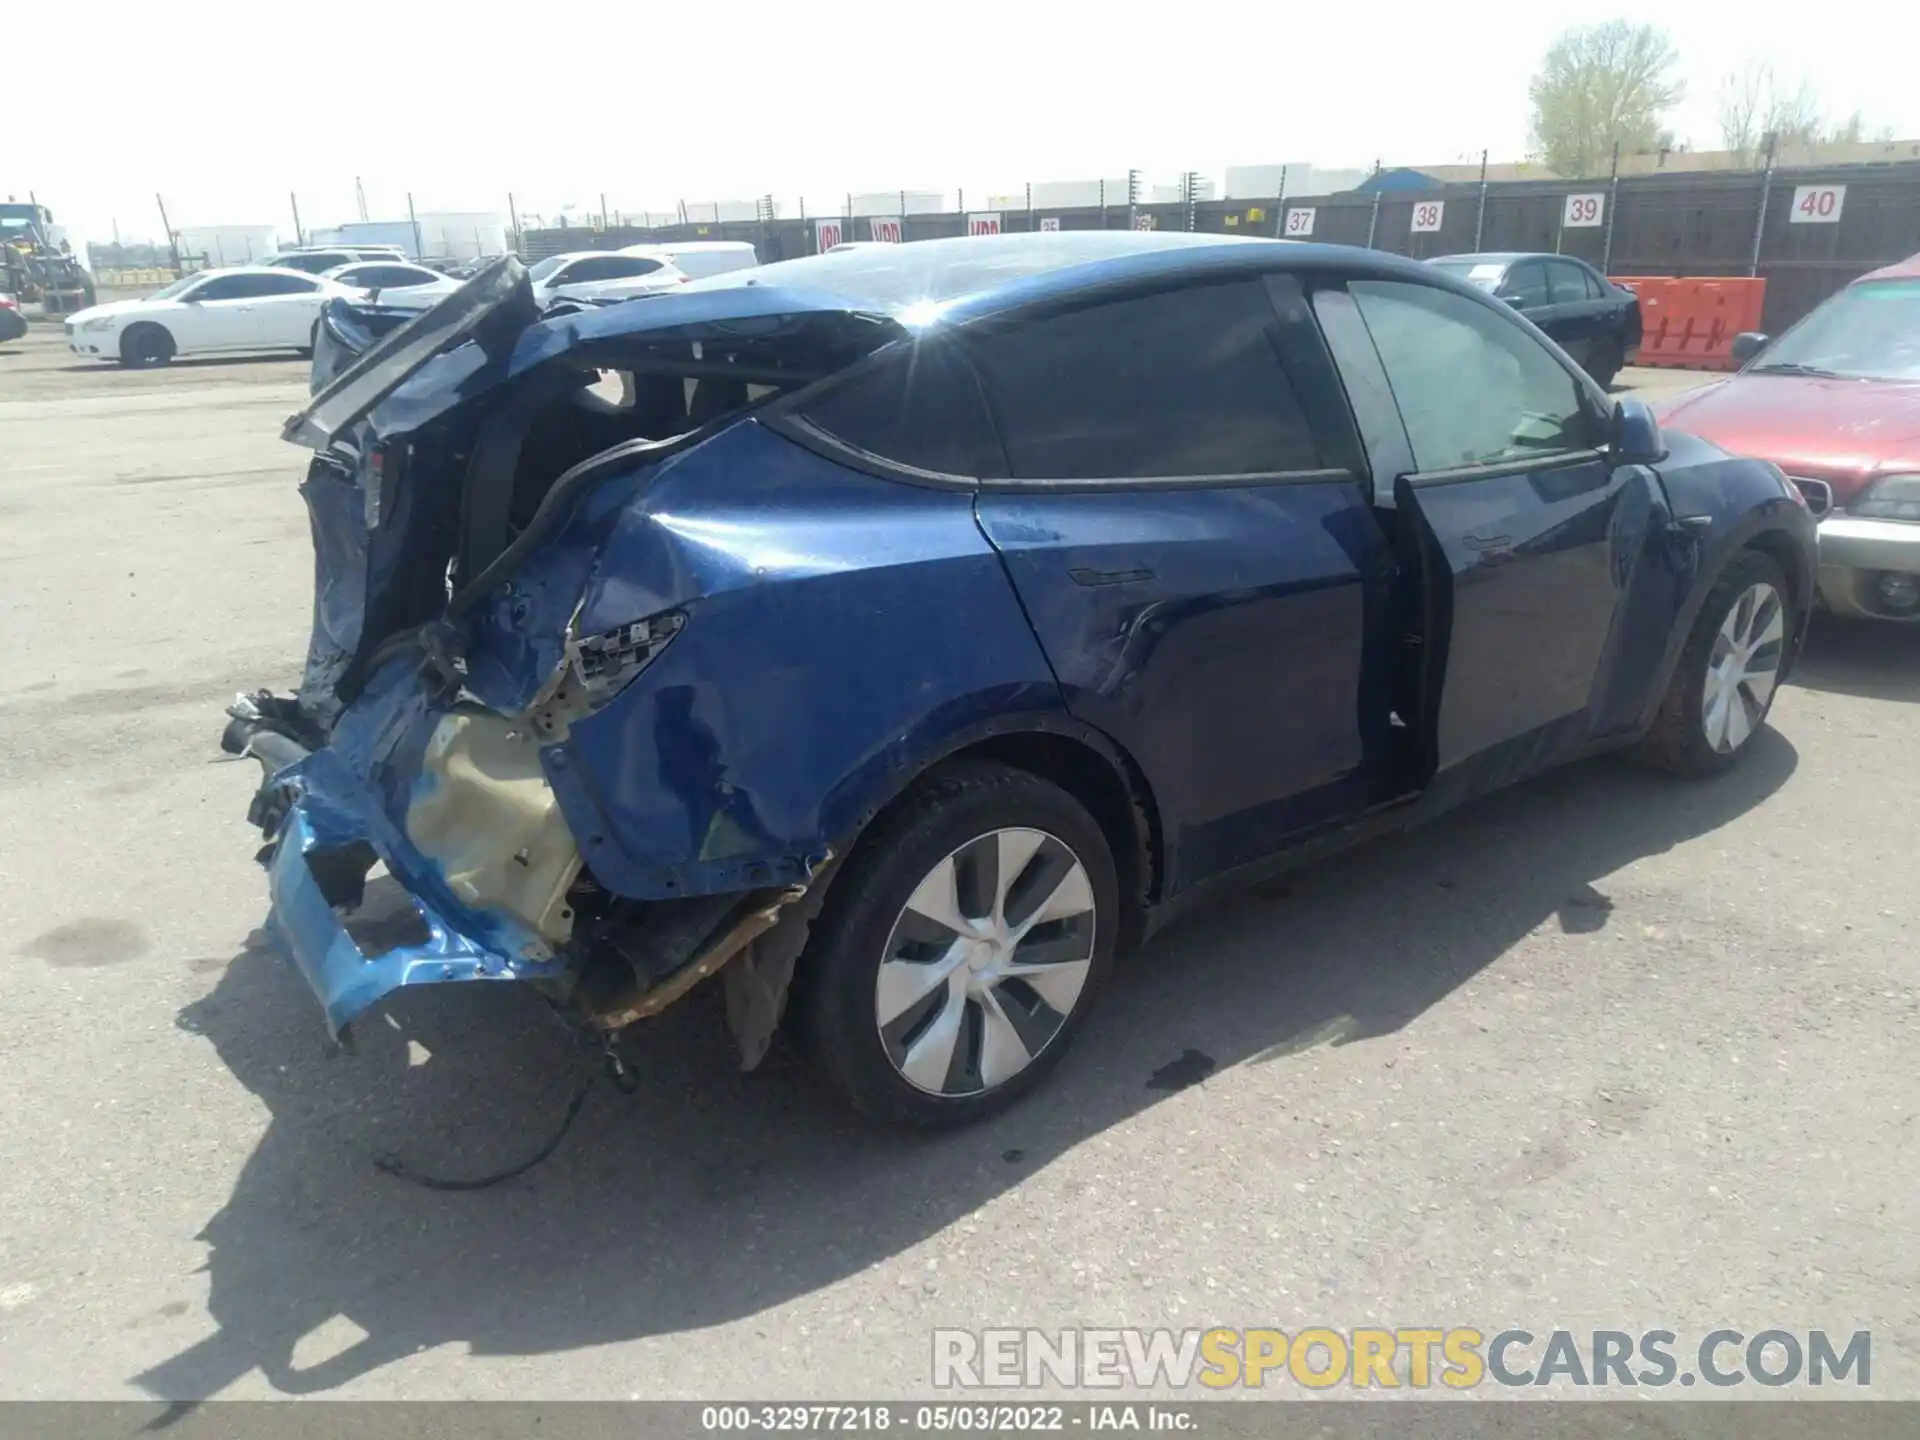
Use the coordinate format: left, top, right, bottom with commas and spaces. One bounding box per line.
1608, 276, 1767, 371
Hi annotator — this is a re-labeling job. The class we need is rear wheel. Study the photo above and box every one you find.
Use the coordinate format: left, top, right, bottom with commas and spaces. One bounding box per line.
118, 323, 175, 368
1633, 548, 1791, 778
796, 761, 1118, 1127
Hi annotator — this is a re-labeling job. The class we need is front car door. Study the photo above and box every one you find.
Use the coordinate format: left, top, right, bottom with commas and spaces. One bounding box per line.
173, 273, 274, 352
1314, 275, 1670, 806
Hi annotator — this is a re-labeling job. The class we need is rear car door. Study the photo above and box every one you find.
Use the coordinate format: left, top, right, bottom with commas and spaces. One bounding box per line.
247, 273, 325, 346
1545, 258, 1605, 367
959, 275, 1398, 896
1327, 276, 1667, 801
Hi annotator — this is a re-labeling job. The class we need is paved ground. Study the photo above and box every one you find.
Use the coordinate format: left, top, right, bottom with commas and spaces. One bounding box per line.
2, 330, 1917, 1401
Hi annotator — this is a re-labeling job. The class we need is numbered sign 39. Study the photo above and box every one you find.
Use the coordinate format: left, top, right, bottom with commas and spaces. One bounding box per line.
1283, 207, 1316, 237
967, 213, 1002, 236
1562, 193, 1605, 228
1039, 217, 1061, 232
868, 217, 902, 243
1790, 184, 1846, 224
1410, 200, 1445, 234
814, 218, 843, 252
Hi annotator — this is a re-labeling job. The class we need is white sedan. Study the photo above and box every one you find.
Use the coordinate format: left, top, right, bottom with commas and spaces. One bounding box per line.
321, 259, 463, 310
64, 266, 356, 366
526, 250, 687, 308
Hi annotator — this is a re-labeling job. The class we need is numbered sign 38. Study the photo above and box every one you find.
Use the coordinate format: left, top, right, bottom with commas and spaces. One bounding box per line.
1284, 207, 1316, 237
1410, 200, 1445, 234
814, 218, 843, 252
967, 213, 1002, 236
1562, 193, 1605, 228
868, 217, 901, 243
1790, 184, 1846, 224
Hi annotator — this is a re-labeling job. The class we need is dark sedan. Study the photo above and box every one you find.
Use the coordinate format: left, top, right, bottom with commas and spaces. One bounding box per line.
226, 235, 1811, 1127
1430, 251, 1642, 390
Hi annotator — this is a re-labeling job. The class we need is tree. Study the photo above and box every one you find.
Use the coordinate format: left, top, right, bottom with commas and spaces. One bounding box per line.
1528, 21, 1685, 178
1717, 64, 1885, 163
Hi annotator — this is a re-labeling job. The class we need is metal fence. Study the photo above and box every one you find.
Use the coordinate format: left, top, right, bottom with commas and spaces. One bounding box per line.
522, 159, 1920, 333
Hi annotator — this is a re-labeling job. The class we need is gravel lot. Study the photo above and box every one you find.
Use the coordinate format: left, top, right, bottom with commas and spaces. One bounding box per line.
2, 327, 1917, 1402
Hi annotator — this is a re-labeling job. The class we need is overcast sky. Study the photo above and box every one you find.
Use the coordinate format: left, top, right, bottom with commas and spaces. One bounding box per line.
13, 0, 1918, 246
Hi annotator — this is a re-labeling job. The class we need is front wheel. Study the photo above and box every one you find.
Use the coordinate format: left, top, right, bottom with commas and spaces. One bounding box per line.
118, 323, 175, 367
1633, 548, 1792, 778
796, 761, 1119, 1127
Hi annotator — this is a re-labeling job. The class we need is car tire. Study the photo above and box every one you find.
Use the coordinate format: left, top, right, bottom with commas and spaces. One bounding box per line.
1587, 340, 1624, 392
1633, 548, 1792, 778
795, 760, 1119, 1128
118, 323, 175, 368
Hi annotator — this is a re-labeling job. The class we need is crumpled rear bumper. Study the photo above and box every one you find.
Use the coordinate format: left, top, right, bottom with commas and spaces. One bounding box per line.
230, 672, 572, 1039
267, 801, 545, 1037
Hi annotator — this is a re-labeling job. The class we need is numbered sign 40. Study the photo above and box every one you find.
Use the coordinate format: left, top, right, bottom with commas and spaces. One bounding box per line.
1284, 207, 1316, 237
1562, 193, 1604, 228
1790, 185, 1846, 224
1410, 200, 1445, 234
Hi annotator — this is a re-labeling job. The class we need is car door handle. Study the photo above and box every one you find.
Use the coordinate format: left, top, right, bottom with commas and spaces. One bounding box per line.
1070, 566, 1154, 587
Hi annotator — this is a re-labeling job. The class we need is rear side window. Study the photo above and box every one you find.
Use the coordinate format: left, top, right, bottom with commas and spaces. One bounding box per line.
1350, 279, 1588, 471
799, 340, 1004, 478
964, 280, 1322, 479
361, 265, 431, 287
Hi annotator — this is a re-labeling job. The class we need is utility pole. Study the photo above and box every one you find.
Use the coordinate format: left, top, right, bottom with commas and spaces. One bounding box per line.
354, 176, 369, 223
406, 192, 423, 260
289, 191, 303, 247
1272, 165, 1289, 238
1600, 142, 1622, 275
155, 193, 180, 273
1748, 131, 1779, 277
1473, 149, 1489, 249
1127, 169, 1141, 231
507, 192, 521, 257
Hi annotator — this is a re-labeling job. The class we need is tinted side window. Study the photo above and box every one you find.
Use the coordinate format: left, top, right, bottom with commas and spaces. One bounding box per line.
800, 340, 1003, 478
194, 274, 271, 300
1350, 280, 1588, 471
965, 281, 1322, 479
255, 273, 319, 296
275, 253, 343, 274
1501, 261, 1550, 308
1546, 259, 1591, 304
364, 265, 429, 287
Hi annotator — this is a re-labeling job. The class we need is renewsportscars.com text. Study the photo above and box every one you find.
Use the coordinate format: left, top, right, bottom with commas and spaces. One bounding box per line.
932, 1327, 1871, 1390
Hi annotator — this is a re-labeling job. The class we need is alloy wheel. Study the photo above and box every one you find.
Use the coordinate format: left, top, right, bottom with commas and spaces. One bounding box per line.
875, 827, 1097, 1097
1701, 581, 1784, 754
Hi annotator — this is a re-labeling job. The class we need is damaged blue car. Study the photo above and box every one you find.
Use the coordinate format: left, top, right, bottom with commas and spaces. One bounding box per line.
223, 233, 1816, 1126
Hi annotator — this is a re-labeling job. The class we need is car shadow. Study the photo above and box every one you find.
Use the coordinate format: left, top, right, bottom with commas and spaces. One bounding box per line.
56, 355, 304, 375
1790, 614, 1920, 703
142, 732, 1797, 1399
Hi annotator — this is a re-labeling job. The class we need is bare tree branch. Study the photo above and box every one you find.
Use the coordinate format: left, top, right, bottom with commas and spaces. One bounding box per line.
1529, 22, 1685, 179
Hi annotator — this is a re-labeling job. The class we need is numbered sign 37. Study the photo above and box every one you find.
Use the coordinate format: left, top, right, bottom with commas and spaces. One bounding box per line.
1410, 200, 1445, 234
967, 213, 1002, 236
868, 217, 902, 243
1284, 207, 1316, 237
1562, 193, 1605, 228
1039, 217, 1061, 232
814, 218, 844, 252
1790, 184, 1846, 224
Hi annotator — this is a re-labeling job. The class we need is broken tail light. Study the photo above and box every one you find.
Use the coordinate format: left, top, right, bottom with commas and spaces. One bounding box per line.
529, 610, 686, 741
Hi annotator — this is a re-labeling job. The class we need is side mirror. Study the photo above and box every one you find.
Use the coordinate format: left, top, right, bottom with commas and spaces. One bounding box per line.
1731, 331, 1769, 366
1610, 398, 1665, 465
